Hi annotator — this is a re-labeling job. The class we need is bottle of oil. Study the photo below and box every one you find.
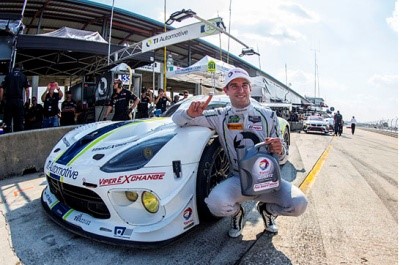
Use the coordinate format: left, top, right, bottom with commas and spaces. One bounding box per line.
236, 142, 281, 196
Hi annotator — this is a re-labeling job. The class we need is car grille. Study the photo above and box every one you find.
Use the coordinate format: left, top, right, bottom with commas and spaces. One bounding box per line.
47, 175, 110, 219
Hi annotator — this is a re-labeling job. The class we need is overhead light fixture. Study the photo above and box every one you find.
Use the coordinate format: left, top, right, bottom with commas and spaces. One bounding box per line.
239, 47, 260, 57
165, 9, 196, 25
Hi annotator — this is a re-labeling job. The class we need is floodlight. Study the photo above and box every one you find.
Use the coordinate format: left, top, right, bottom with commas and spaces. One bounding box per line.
166, 9, 196, 25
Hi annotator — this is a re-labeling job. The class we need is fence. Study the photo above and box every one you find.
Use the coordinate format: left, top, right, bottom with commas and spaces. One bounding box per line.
360, 118, 398, 132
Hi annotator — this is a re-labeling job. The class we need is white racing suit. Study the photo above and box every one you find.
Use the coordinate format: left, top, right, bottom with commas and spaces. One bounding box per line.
172, 103, 308, 218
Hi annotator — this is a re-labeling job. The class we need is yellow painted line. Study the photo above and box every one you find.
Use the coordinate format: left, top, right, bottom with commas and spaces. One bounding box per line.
299, 137, 334, 193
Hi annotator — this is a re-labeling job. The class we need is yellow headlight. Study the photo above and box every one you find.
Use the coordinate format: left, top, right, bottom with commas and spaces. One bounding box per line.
125, 191, 138, 202
142, 191, 159, 213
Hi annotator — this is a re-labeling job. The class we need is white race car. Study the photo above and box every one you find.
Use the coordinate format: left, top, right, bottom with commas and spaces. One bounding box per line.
41, 95, 290, 248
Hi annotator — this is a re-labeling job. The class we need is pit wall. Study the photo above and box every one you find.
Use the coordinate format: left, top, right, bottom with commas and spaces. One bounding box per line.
0, 126, 75, 179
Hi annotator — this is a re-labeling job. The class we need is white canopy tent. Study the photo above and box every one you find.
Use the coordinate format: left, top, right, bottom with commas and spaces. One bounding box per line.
166, 55, 235, 92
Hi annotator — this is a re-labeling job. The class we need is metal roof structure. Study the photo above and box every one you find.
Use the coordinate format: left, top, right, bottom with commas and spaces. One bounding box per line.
1, 0, 245, 75
0, 0, 311, 104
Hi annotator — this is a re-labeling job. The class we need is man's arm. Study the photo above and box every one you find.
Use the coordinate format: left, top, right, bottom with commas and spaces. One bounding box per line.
56, 84, 63, 99
41, 87, 48, 102
130, 98, 140, 112
0, 87, 3, 102
172, 94, 213, 127
103, 106, 113, 120
24, 86, 30, 103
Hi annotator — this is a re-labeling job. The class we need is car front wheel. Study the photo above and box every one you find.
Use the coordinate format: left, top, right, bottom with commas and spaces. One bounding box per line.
196, 136, 229, 221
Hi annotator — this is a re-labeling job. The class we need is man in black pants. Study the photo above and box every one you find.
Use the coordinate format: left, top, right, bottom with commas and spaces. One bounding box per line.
334, 111, 343, 136
0, 67, 30, 133
103, 79, 139, 121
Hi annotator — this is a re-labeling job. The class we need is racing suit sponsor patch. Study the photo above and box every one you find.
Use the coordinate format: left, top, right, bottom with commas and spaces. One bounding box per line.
248, 124, 263, 131
228, 115, 241, 123
248, 116, 261, 123
227, 123, 243, 130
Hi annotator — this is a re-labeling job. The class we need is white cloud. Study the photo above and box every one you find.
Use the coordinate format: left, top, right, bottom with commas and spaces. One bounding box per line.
368, 74, 398, 89
386, 1, 399, 32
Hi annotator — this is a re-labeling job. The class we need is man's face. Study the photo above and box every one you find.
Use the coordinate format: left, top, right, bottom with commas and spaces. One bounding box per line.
224, 78, 251, 108
113, 82, 121, 91
184, 92, 189, 98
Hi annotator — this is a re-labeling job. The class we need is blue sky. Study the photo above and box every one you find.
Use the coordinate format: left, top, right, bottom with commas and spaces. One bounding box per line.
94, 0, 398, 123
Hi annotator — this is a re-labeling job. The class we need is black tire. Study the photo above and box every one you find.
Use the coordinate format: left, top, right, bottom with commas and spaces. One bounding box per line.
283, 126, 290, 148
196, 136, 230, 221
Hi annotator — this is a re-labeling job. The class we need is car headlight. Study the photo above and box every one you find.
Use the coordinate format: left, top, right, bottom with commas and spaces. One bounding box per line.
142, 191, 159, 213
101, 133, 175, 172
125, 191, 139, 202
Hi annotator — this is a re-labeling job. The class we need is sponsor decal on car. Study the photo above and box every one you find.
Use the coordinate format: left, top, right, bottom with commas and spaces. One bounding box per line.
73, 213, 91, 226
92, 141, 130, 151
99, 173, 165, 186
114, 226, 133, 238
183, 207, 194, 229
46, 160, 79, 181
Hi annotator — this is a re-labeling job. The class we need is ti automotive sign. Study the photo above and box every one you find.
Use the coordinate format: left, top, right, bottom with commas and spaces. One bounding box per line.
141, 17, 224, 53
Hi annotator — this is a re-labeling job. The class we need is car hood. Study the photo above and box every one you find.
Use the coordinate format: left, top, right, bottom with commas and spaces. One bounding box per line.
46, 118, 174, 172
304, 120, 326, 125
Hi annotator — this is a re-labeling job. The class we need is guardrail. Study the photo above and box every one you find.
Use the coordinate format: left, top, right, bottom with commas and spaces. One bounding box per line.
0, 126, 75, 179
359, 118, 398, 132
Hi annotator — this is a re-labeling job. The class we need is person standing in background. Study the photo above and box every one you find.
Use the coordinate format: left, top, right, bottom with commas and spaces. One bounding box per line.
180, 90, 189, 101
172, 94, 180, 104
0, 67, 30, 133
42, 81, 63, 128
350, 116, 357, 135
103, 79, 139, 121
60, 90, 77, 126
136, 88, 153, 118
154, 88, 171, 114
25, 96, 43, 130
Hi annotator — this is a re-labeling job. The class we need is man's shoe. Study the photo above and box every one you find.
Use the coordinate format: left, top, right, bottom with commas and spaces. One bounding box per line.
228, 206, 244, 238
257, 202, 278, 233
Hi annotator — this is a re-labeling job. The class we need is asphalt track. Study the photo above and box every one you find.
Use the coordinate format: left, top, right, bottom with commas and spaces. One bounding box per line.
0, 128, 398, 264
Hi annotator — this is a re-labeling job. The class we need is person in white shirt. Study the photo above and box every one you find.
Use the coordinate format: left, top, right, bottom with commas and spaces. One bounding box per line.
350, 116, 357, 135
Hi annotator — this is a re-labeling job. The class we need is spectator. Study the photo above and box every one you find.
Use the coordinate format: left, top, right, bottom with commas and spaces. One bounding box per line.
172, 94, 180, 104
180, 90, 189, 101
103, 79, 139, 121
25, 96, 44, 130
350, 116, 357, 135
0, 67, 30, 133
136, 88, 153, 118
154, 88, 171, 114
42, 81, 63, 128
60, 91, 77, 126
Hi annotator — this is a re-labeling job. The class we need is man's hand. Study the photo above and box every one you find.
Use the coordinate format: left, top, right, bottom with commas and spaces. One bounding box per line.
264, 137, 283, 155
187, 94, 213, 118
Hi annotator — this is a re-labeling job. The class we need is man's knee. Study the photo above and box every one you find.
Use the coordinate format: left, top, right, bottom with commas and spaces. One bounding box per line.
293, 196, 308, 216
204, 195, 239, 217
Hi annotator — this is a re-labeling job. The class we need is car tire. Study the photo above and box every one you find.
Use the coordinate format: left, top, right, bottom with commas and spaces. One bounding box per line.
283, 127, 290, 149
196, 136, 229, 221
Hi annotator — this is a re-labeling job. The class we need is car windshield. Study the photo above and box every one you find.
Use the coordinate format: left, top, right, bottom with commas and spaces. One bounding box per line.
308, 116, 324, 121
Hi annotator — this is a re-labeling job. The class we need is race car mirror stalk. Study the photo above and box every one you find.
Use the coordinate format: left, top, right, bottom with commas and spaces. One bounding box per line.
172, 160, 182, 178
